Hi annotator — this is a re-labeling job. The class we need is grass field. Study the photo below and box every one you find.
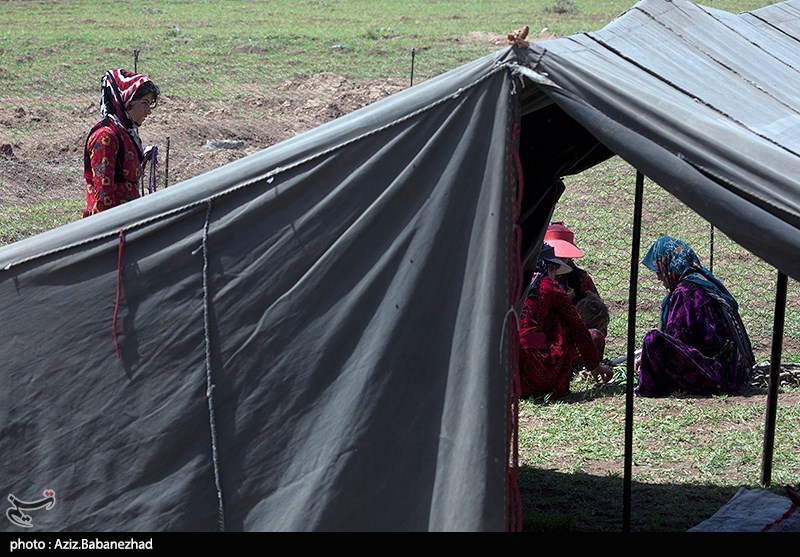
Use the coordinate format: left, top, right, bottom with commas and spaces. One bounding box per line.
1, 0, 797, 533
0, 0, 781, 99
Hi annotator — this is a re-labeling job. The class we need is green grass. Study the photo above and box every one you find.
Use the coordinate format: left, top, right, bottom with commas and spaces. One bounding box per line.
0, 0, 781, 100
520, 378, 800, 531
0, 199, 83, 245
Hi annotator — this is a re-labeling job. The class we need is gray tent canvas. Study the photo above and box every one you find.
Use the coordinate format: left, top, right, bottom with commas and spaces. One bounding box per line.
1, 0, 798, 532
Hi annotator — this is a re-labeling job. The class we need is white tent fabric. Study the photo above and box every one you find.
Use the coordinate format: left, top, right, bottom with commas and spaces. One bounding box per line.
1, 0, 798, 532
689, 487, 800, 532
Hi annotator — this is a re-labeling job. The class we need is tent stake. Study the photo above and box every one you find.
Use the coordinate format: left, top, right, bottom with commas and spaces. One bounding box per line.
410, 48, 416, 87
761, 270, 787, 487
623, 170, 644, 532
709, 224, 714, 274
164, 136, 170, 188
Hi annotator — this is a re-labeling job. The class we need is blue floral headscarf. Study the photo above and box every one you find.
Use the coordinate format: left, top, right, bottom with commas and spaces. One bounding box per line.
642, 236, 753, 368
642, 236, 737, 313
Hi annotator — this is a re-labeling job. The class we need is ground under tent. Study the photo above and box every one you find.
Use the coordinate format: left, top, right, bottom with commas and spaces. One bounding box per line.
1, 0, 798, 532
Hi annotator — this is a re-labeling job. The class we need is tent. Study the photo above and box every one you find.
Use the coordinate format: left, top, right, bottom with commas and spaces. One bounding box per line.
1, 0, 798, 532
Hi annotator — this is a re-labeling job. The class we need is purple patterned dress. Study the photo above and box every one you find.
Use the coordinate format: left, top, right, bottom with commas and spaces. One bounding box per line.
636, 281, 753, 396
636, 236, 755, 397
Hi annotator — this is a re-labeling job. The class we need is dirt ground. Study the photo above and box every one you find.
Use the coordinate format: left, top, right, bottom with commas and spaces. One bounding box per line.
3, 32, 521, 207
0, 72, 408, 207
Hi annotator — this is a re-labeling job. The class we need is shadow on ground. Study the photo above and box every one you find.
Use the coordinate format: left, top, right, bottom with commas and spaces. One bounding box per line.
519, 466, 740, 532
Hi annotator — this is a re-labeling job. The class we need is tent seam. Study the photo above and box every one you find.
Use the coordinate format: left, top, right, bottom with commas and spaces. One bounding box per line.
112, 229, 125, 360
201, 199, 227, 532
685, 159, 800, 223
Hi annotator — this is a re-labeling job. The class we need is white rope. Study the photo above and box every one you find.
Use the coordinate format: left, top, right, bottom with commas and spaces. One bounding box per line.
201, 199, 226, 531
500, 305, 521, 357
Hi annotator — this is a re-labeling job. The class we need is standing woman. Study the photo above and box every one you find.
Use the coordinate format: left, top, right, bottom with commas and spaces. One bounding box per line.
635, 236, 755, 397
83, 68, 159, 217
518, 243, 612, 400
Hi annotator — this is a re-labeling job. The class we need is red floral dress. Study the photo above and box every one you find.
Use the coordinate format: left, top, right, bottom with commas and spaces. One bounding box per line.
83, 119, 142, 217
518, 276, 600, 399
556, 263, 607, 360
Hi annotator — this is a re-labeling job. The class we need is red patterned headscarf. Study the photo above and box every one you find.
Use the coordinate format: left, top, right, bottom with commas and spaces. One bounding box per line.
95, 68, 152, 159
99, 68, 152, 129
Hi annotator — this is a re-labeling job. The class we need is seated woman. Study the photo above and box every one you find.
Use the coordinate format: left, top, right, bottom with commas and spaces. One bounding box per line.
545, 221, 608, 359
518, 243, 612, 399
635, 236, 755, 397
545, 221, 599, 305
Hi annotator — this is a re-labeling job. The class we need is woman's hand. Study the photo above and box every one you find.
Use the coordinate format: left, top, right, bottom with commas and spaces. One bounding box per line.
590, 364, 613, 384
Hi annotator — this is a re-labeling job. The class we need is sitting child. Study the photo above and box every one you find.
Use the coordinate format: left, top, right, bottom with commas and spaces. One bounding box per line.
576, 291, 610, 361
575, 292, 610, 378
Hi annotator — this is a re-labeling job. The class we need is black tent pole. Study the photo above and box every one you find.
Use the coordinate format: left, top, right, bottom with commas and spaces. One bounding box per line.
623, 170, 644, 532
709, 224, 714, 274
761, 271, 787, 487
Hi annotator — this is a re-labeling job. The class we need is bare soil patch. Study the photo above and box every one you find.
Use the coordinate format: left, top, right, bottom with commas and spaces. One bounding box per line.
0, 73, 406, 207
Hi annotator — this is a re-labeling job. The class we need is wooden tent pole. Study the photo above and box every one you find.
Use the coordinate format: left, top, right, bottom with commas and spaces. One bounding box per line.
761, 271, 787, 486
623, 170, 644, 532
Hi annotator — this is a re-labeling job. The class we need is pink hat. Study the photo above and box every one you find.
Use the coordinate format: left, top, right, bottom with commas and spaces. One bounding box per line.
544, 222, 584, 258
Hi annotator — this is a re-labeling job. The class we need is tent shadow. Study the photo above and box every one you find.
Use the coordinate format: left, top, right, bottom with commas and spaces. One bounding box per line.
518, 465, 741, 532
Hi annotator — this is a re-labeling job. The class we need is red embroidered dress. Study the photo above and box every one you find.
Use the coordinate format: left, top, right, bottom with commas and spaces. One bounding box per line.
83, 118, 142, 216
518, 275, 600, 399
82, 69, 151, 218
556, 262, 607, 360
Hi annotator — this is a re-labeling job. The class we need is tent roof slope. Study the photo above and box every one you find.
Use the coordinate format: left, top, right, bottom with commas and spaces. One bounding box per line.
520, 0, 800, 281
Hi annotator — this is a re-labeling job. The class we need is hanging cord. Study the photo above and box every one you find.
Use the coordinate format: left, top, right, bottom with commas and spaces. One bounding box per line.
501, 305, 522, 532
509, 123, 525, 301
511, 125, 525, 219
504, 228, 524, 533
140, 146, 159, 196
112, 229, 125, 360
200, 199, 226, 532
504, 120, 525, 532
